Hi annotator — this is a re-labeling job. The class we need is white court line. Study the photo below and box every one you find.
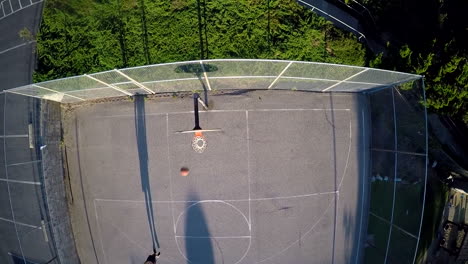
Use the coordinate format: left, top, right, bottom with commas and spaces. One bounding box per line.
257, 194, 336, 263
246, 111, 252, 230
95, 108, 351, 119
173, 200, 252, 264
94, 201, 179, 263
251, 191, 338, 202
0, 178, 41, 185
2, 93, 26, 261
0, 216, 42, 229
0, 41, 35, 55
94, 200, 180, 264
0, 134, 28, 138
166, 113, 177, 234
355, 109, 366, 264
7, 160, 41, 166
94, 200, 108, 264
413, 80, 429, 264
0, 0, 43, 21
371, 148, 427, 157
94, 191, 338, 204
248, 108, 350, 112
369, 212, 418, 239
337, 118, 352, 190
175, 235, 251, 239
174, 200, 250, 236
384, 88, 399, 264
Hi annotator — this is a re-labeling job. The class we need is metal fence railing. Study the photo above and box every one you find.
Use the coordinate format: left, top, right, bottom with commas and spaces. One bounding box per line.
5, 59, 420, 103
365, 78, 428, 264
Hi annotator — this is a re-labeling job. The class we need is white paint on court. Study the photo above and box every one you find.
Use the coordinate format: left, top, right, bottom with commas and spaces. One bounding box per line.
87, 107, 357, 264
245, 111, 252, 232
257, 195, 336, 263
0, 40, 35, 55
2, 92, 25, 261
384, 88, 399, 264
7, 159, 41, 167
94, 190, 339, 204
0, 134, 28, 138
173, 201, 251, 264
0, 216, 42, 229
94, 108, 351, 119
355, 109, 367, 264
0, 0, 43, 21
0, 177, 41, 185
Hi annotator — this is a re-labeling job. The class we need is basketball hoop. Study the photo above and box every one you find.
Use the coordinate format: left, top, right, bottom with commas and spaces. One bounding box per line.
175, 129, 221, 153
192, 131, 207, 153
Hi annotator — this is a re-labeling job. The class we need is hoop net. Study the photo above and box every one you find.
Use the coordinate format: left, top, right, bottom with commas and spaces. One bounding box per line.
192, 131, 207, 153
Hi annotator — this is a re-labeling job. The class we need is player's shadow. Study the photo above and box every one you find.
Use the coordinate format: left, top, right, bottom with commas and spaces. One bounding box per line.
184, 192, 215, 264
134, 95, 160, 251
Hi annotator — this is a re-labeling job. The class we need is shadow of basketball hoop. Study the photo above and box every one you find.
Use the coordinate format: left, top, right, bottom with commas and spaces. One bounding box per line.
175, 63, 218, 106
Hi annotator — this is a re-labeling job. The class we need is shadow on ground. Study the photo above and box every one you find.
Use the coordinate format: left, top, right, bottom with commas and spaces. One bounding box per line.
184, 192, 214, 264
134, 95, 160, 251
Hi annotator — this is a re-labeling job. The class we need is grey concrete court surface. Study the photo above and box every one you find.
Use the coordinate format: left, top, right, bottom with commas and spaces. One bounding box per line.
64, 90, 369, 264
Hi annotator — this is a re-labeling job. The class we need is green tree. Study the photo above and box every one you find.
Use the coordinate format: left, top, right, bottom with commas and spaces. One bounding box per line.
35, 0, 367, 81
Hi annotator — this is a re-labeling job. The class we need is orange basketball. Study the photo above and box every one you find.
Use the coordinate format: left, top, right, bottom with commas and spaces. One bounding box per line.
180, 167, 190, 177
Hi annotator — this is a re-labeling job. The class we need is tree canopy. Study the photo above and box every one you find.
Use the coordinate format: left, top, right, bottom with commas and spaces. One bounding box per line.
34, 0, 366, 82
360, 0, 468, 124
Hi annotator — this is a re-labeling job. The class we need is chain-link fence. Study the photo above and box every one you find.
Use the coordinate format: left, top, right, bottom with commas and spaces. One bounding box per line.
6, 59, 420, 103
365, 78, 427, 264
3, 59, 427, 264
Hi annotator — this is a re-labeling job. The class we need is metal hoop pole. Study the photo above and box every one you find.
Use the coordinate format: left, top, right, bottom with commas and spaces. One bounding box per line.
193, 93, 202, 130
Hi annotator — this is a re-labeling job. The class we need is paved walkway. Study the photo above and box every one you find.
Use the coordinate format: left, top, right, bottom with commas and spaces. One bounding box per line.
64, 91, 369, 264
297, 0, 385, 53
0, 1, 68, 264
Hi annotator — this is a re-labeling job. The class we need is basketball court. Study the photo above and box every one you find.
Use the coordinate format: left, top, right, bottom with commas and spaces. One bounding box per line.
63, 90, 369, 264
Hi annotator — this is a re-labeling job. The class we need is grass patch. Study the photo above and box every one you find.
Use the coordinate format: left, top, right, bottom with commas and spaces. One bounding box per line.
393, 183, 424, 235
370, 180, 394, 220
387, 227, 418, 264
415, 176, 449, 262
364, 214, 390, 263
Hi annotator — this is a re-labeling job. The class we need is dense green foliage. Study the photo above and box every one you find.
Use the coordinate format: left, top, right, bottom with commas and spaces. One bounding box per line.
34, 0, 365, 82
360, 0, 468, 124
35, 0, 467, 124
